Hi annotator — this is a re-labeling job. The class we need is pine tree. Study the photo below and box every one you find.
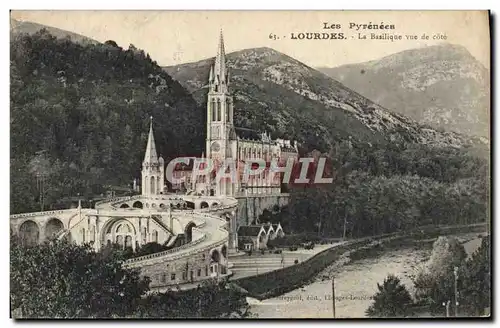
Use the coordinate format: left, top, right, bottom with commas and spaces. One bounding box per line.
366, 274, 413, 318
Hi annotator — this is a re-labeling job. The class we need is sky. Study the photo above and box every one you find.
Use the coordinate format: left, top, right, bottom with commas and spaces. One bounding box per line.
10, 10, 490, 69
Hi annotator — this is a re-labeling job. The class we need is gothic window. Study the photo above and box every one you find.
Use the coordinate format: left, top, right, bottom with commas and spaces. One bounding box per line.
116, 235, 124, 247
225, 99, 230, 122
226, 98, 231, 122
153, 230, 158, 243
217, 99, 221, 121
210, 99, 216, 121
81, 228, 85, 242
89, 225, 95, 242
142, 227, 147, 243
171, 273, 176, 281
124, 235, 132, 248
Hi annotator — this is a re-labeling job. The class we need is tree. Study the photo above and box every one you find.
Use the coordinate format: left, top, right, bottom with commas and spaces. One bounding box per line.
10, 238, 150, 318
413, 236, 467, 314
366, 274, 413, 318
460, 236, 491, 316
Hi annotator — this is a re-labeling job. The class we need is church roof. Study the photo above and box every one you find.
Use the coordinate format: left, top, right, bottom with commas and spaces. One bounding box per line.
263, 223, 274, 233
237, 225, 264, 237
143, 117, 159, 164
235, 127, 262, 141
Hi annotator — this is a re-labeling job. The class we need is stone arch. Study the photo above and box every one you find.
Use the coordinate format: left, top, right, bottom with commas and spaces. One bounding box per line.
211, 202, 219, 208
101, 218, 137, 248
45, 218, 64, 240
19, 220, 40, 246
120, 203, 130, 208
132, 201, 143, 209
200, 201, 209, 209
221, 245, 227, 258
185, 222, 197, 243
210, 248, 221, 263
186, 201, 195, 209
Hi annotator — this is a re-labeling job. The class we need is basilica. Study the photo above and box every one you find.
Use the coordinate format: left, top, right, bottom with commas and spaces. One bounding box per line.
167, 32, 299, 197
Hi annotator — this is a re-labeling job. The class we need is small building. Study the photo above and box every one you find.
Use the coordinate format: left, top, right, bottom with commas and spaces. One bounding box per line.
237, 222, 285, 251
237, 225, 267, 251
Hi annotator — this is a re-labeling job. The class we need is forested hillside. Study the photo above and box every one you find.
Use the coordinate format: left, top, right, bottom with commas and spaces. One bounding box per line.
10, 30, 205, 214
266, 140, 489, 238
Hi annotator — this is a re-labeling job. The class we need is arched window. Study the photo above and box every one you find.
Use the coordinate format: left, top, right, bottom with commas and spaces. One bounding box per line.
124, 235, 132, 248
116, 235, 124, 247
211, 99, 216, 122
90, 226, 95, 242
81, 228, 86, 242
217, 99, 221, 121
152, 230, 158, 243
226, 98, 231, 122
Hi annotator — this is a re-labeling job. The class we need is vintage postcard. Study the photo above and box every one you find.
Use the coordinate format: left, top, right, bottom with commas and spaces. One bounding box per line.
9, 10, 490, 319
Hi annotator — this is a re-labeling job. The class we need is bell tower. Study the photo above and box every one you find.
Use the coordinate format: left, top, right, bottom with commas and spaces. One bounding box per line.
205, 31, 237, 196
206, 30, 235, 162
141, 117, 165, 196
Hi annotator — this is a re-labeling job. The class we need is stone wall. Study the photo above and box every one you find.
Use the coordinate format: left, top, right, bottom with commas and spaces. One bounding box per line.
235, 194, 290, 226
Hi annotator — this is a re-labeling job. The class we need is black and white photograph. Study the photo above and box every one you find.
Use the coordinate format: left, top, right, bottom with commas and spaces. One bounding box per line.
8, 10, 491, 319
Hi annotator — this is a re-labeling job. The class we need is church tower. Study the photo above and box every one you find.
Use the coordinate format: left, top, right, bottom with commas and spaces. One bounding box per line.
142, 117, 165, 196
206, 31, 237, 195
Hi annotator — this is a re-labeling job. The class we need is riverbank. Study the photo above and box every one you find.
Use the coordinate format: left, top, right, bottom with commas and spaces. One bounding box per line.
248, 231, 485, 318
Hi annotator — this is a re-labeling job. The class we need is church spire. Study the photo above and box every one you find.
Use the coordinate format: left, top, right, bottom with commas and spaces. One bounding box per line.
143, 116, 158, 164
214, 29, 227, 84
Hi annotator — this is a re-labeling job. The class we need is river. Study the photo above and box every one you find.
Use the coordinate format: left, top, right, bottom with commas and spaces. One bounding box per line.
248, 232, 484, 318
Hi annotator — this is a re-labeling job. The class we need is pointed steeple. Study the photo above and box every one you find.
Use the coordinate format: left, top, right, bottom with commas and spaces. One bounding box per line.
214, 29, 227, 84
143, 116, 159, 165
209, 65, 214, 82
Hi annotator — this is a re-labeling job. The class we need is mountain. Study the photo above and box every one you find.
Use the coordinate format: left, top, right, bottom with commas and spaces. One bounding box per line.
10, 30, 204, 213
317, 44, 489, 138
10, 18, 99, 45
164, 47, 482, 153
